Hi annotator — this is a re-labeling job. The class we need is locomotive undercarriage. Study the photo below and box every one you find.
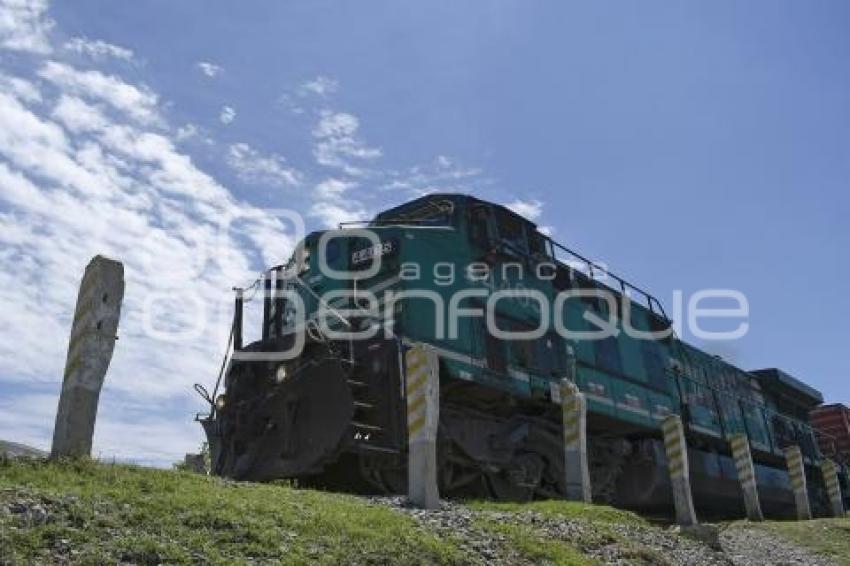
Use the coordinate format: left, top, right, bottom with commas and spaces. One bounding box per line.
204, 334, 632, 500
202, 334, 821, 516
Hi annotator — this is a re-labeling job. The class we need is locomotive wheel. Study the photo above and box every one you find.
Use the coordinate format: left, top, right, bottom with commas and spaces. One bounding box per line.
484, 471, 535, 502
483, 452, 544, 502
375, 467, 407, 494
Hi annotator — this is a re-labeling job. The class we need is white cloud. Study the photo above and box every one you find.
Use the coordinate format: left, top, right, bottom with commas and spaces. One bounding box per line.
0, 8, 499, 467
309, 178, 367, 228
0, 71, 42, 103
38, 61, 161, 126
176, 123, 198, 141
309, 201, 365, 229
277, 93, 305, 115
0, 24, 299, 465
219, 105, 235, 124
0, 392, 56, 452
506, 198, 543, 221
312, 110, 381, 175
307, 109, 381, 224
315, 177, 354, 200
51, 94, 109, 132
313, 111, 358, 138
64, 37, 133, 61
197, 61, 222, 78
226, 142, 301, 187
298, 75, 338, 97
0, 0, 54, 54
381, 154, 485, 196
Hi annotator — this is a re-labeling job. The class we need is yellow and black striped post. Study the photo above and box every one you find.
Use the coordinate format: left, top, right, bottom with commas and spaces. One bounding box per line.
662, 415, 698, 526
821, 459, 846, 518
405, 343, 440, 508
729, 433, 763, 521
783, 445, 812, 520
560, 379, 591, 502
52, 256, 124, 459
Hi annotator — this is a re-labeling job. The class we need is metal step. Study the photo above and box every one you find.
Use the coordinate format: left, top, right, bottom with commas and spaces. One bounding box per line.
354, 443, 400, 455
351, 421, 383, 432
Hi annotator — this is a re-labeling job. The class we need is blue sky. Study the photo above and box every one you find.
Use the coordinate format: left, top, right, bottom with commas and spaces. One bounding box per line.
0, 1, 847, 465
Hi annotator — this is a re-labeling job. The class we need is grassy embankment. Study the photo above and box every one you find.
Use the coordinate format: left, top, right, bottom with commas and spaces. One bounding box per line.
2, 457, 848, 565
0, 458, 462, 564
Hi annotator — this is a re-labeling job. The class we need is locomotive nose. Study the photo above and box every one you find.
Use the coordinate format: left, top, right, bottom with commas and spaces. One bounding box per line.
211, 354, 355, 481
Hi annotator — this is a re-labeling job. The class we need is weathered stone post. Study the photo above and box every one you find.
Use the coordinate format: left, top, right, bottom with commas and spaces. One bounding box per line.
560, 379, 591, 502
51, 256, 124, 459
662, 415, 698, 526
821, 459, 846, 518
405, 344, 440, 509
729, 433, 764, 521
783, 445, 812, 520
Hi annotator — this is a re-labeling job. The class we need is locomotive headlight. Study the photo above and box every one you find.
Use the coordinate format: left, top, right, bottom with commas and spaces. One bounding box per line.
275, 364, 289, 384
215, 394, 226, 411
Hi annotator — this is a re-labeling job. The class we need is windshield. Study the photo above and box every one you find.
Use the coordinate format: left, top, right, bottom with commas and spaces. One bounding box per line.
372, 198, 456, 227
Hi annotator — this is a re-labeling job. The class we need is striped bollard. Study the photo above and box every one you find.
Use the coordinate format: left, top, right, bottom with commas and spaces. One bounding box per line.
729, 433, 763, 521
52, 256, 124, 459
560, 380, 591, 502
783, 446, 812, 520
662, 415, 698, 526
821, 460, 846, 518
405, 344, 440, 509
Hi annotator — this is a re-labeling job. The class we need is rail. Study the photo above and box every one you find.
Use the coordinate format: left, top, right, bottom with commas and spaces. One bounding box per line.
546, 237, 670, 321
669, 367, 840, 462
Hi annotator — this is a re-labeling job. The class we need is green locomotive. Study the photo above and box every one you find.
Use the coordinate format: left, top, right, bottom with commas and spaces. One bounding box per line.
198, 193, 842, 517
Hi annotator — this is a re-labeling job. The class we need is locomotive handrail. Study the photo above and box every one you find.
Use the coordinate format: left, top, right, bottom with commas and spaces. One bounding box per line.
337, 220, 455, 230
546, 237, 670, 322
337, 212, 670, 323
340, 200, 456, 229
669, 366, 834, 460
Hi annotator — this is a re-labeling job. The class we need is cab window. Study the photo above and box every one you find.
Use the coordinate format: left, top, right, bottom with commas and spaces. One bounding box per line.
495, 208, 527, 253
528, 230, 549, 257
468, 204, 491, 248
375, 198, 455, 227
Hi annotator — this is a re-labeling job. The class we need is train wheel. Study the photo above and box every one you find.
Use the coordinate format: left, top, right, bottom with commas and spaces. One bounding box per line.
484, 471, 535, 502
375, 467, 407, 495
483, 452, 544, 502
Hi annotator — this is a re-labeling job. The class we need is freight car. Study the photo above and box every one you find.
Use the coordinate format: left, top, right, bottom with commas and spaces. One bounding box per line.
811, 403, 850, 505
811, 403, 850, 464
197, 194, 841, 517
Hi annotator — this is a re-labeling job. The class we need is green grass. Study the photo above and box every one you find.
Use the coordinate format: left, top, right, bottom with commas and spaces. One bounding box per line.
468, 498, 647, 526
750, 517, 850, 565
471, 499, 673, 565
478, 521, 599, 566
0, 457, 464, 565
6, 457, 845, 565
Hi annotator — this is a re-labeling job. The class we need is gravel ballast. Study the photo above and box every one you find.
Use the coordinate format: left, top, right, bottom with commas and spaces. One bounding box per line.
371, 496, 839, 565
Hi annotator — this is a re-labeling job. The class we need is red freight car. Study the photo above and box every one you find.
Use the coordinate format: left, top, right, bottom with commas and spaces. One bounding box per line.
811, 403, 850, 464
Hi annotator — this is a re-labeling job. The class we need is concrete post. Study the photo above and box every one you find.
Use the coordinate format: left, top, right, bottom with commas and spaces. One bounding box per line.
729, 433, 764, 521
560, 380, 591, 502
51, 256, 124, 459
821, 459, 846, 518
783, 445, 812, 520
405, 344, 440, 509
662, 415, 698, 526
183, 453, 207, 474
